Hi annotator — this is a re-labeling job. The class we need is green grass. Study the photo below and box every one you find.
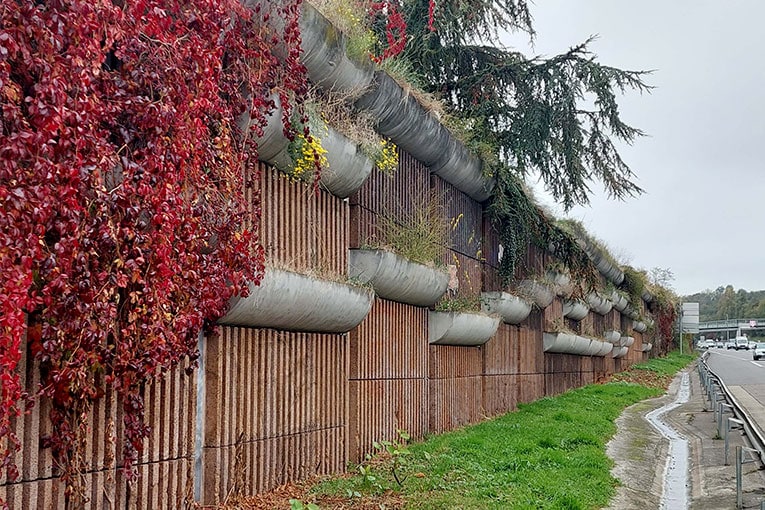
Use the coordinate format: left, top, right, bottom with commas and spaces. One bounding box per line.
627, 350, 696, 376
311, 352, 694, 509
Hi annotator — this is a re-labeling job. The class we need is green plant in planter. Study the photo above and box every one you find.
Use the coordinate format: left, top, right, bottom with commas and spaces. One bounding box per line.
281, 102, 329, 183
545, 318, 573, 335
435, 296, 481, 313
371, 190, 449, 266
621, 266, 649, 304
308, 0, 378, 62
309, 88, 399, 174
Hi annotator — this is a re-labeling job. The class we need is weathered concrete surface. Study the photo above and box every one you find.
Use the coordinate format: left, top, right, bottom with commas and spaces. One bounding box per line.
607, 366, 765, 509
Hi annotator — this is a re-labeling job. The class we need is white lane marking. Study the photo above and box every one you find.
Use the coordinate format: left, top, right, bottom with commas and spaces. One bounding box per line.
750, 361, 765, 368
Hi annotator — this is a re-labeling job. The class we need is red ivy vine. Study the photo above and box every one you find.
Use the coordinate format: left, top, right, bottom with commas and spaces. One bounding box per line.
368, 1, 408, 63
655, 302, 678, 356
0, 0, 308, 498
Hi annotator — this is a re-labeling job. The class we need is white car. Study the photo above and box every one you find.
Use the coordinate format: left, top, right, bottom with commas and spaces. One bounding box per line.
753, 343, 765, 360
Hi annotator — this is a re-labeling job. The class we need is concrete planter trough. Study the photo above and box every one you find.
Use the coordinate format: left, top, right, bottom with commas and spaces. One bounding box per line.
611, 291, 629, 313
641, 343, 653, 352
481, 292, 532, 325
542, 332, 613, 357
624, 305, 641, 320
349, 249, 449, 307
586, 292, 613, 315
612, 346, 629, 358
563, 299, 590, 321
603, 330, 622, 344
355, 71, 494, 203
547, 271, 574, 297
274, 3, 494, 201
220, 268, 374, 333
429, 311, 501, 346
576, 236, 625, 286
633, 320, 648, 333
617, 335, 636, 348
515, 279, 555, 309
299, 3, 375, 94
240, 98, 373, 199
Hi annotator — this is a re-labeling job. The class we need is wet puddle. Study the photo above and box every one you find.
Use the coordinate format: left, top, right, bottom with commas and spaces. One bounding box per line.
646, 371, 690, 510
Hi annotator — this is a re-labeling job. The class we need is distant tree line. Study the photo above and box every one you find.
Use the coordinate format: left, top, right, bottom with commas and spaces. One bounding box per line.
684, 286, 765, 322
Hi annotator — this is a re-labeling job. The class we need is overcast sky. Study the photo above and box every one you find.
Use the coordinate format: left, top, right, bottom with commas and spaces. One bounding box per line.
502, 1, 765, 295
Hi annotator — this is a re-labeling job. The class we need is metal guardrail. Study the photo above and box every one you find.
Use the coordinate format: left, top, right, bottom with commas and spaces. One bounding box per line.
698, 352, 765, 462
698, 352, 765, 509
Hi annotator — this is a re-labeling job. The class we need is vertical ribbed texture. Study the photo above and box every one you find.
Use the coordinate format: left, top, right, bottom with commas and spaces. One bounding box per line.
428, 345, 484, 433
201, 327, 347, 504
0, 342, 196, 509
543, 298, 564, 331
441, 251, 483, 301
481, 203, 502, 292
4, 151, 646, 503
432, 176, 482, 259
545, 353, 583, 396
348, 299, 429, 462
483, 324, 520, 417
259, 164, 348, 275
515, 243, 549, 281
350, 299, 428, 380
350, 149, 431, 249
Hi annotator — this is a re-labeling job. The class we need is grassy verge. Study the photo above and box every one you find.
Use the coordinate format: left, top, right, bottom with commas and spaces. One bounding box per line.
248, 351, 696, 510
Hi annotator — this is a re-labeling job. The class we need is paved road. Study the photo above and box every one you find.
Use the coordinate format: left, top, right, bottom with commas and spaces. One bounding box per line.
706, 346, 765, 385
705, 346, 765, 440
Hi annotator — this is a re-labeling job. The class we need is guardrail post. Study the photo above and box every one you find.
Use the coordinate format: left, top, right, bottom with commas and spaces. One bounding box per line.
726, 417, 744, 465
736, 446, 760, 509
719, 403, 734, 438
713, 392, 725, 421
738, 446, 743, 509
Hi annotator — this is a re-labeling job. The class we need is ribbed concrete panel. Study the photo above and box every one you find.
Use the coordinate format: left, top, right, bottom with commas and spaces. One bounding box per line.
429, 345, 483, 379
545, 353, 582, 375
483, 324, 521, 375
514, 244, 549, 281
350, 298, 428, 380
350, 149, 430, 218
259, 164, 348, 275
202, 327, 347, 503
482, 215, 501, 273
203, 428, 345, 501
0, 331, 196, 510
348, 379, 429, 462
482, 375, 518, 417
517, 374, 545, 404
581, 355, 593, 376
429, 377, 483, 433
543, 298, 564, 330
590, 313, 605, 337
518, 325, 545, 374
440, 250, 483, 301
432, 176, 482, 259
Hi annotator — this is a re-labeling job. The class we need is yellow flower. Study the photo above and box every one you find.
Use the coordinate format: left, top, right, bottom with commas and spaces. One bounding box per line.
375, 139, 399, 174
289, 133, 328, 181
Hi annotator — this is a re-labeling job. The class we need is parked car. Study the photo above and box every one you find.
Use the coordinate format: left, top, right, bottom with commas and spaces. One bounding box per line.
753, 343, 765, 360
